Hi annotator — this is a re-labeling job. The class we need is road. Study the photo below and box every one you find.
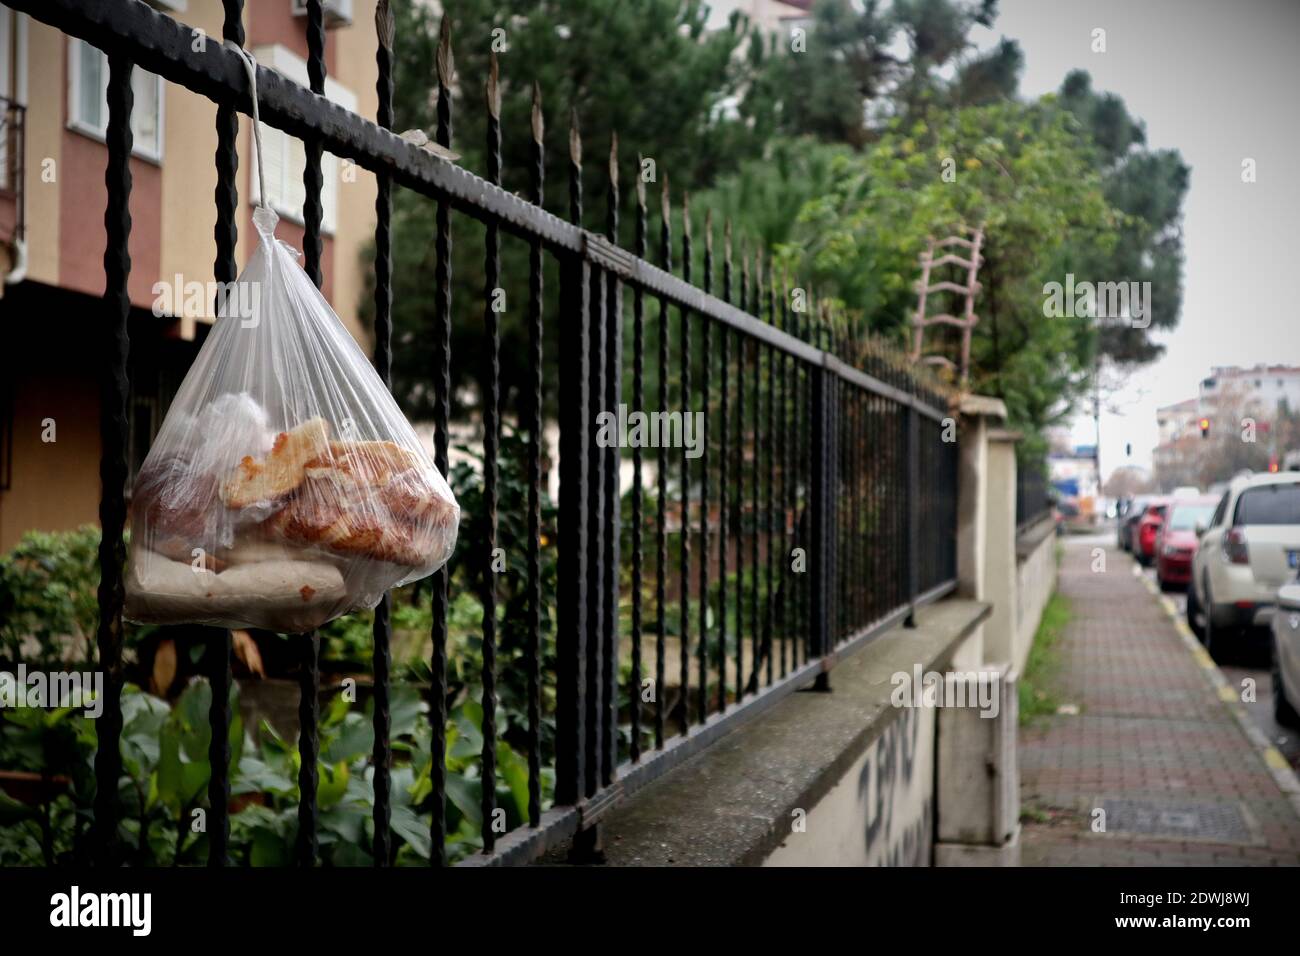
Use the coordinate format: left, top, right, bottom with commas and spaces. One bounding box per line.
1099, 531, 1300, 772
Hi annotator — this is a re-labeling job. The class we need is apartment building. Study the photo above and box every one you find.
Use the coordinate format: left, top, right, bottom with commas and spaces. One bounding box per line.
0, 0, 380, 551
1153, 364, 1300, 488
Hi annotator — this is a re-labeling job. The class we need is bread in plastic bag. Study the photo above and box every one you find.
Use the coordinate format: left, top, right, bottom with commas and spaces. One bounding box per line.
124, 206, 459, 632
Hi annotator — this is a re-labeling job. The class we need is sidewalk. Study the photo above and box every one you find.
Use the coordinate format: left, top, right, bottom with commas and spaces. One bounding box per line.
1018, 538, 1300, 865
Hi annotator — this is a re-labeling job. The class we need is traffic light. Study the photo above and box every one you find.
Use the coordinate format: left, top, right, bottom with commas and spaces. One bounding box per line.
1199, 417, 1210, 439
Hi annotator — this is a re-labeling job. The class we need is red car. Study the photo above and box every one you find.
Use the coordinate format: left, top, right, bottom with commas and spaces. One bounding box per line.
1155, 496, 1219, 590
1134, 497, 1171, 566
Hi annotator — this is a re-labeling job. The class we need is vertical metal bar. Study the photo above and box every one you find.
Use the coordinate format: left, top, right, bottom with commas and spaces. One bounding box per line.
295, 635, 319, 866
799, 306, 812, 663
698, 212, 711, 719
94, 50, 133, 868
774, 270, 787, 677
370, 0, 395, 867
574, 112, 604, 799
782, 275, 796, 670
601, 138, 621, 783
905, 404, 919, 627
747, 258, 760, 693
873, 393, 883, 622
719, 223, 732, 710
208, 0, 245, 869
479, 53, 502, 853
735, 245, 747, 699
584, 257, 605, 796
678, 196, 692, 733
853, 389, 863, 632
809, 361, 831, 689
525, 84, 545, 823
555, 117, 589, 806
655, 178, 671, 748
630, 158, 647, 762
428, 15, 454, 865
302, 0, 325, 286
293, 0, 328, 869
764, 260, 777, 686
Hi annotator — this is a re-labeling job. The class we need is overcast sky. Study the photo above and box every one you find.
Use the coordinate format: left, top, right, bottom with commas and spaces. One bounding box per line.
969, 0, 1300, 479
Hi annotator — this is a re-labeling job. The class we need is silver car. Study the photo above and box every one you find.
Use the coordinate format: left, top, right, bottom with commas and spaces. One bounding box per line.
1188, 473, 1300, 660
1274, 579, 1300, 726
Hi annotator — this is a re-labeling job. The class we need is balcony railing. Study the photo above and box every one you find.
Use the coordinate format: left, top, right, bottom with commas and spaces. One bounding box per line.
0, 94, 25, 245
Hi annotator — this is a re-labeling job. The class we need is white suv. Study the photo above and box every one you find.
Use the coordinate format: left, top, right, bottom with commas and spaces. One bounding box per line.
1187, 472, 1300, 659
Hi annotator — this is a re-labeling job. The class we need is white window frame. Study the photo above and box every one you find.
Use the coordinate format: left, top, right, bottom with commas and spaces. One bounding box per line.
66, 37, 164, 163
249, 44, 356, 235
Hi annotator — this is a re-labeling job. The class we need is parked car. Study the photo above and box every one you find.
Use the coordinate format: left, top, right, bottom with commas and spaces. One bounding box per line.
1155, 496, 1218, 590
1273, 575, 1300, 727
1118, 495, 1150, 552
1133, 497, 1171, 566
1188, 473, 1300, 660
1114, 497, 1130, 548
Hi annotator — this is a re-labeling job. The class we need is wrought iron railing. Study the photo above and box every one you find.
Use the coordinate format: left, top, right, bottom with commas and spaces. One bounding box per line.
1016, 460, 1053, 533
7, 0, 959, 867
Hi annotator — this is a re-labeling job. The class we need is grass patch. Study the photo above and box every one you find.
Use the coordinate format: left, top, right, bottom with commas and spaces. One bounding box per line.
1018, 592, 1072, 725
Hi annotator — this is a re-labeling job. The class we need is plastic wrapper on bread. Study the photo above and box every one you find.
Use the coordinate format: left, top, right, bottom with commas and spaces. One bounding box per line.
125, 207, 459, 631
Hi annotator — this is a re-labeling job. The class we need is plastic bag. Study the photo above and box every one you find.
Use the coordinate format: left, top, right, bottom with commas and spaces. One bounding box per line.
124, 206, 459, 632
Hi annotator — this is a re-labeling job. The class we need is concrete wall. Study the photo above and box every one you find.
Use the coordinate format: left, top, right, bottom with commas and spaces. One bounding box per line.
1014, 520, 1058, 673
763, 705, 935, 867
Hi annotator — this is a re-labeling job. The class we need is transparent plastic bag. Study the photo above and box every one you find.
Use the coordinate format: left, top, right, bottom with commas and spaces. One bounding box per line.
124, 206, 459, 632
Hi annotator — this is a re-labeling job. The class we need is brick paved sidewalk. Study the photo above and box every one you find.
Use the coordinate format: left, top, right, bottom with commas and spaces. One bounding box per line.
1019, 538, 1300, 865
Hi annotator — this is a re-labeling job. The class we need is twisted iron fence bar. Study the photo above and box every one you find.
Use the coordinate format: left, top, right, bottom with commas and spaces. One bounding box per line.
629, 165, 646, 764
428, 14, 454, 867
206, 0, 244, 870
478, 53, 502, 854
92, 47, 133, 869
293, 0, 327, 871
698, 215, 711, 719
601, 142, 621, 787
370, 0, 395, 867
525, 83, 544, 825
20, 0, 961, 870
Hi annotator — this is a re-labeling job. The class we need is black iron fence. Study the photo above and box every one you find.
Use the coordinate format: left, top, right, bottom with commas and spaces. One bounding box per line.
1016, 460, 1053, 532
9, 0, 959, 866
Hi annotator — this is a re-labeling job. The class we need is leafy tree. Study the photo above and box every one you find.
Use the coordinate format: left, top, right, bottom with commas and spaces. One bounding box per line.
1054, 70, 1189, 368
744, 0, 1019, 145
767, 99, 1120, 456
380, 0, 764, 421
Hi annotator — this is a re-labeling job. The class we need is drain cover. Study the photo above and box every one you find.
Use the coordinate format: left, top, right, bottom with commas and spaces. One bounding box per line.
1100, 799, 1253, 843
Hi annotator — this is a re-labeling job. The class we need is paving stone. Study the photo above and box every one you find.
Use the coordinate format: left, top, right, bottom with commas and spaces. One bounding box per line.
1018, 540, 1300, 866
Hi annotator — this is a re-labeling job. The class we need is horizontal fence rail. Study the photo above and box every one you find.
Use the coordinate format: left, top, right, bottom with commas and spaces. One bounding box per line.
8, 0, 961, 867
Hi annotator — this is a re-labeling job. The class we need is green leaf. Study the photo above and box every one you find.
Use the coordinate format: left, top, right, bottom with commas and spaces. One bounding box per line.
444, 771, 481, 830
250, 828, 289, 867
317, 761, 350, 810
389, 804, 431, 860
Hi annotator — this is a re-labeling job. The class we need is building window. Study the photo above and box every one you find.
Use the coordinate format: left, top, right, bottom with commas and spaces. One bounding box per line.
250, 44, 356, 235
67, 38, 164, 162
